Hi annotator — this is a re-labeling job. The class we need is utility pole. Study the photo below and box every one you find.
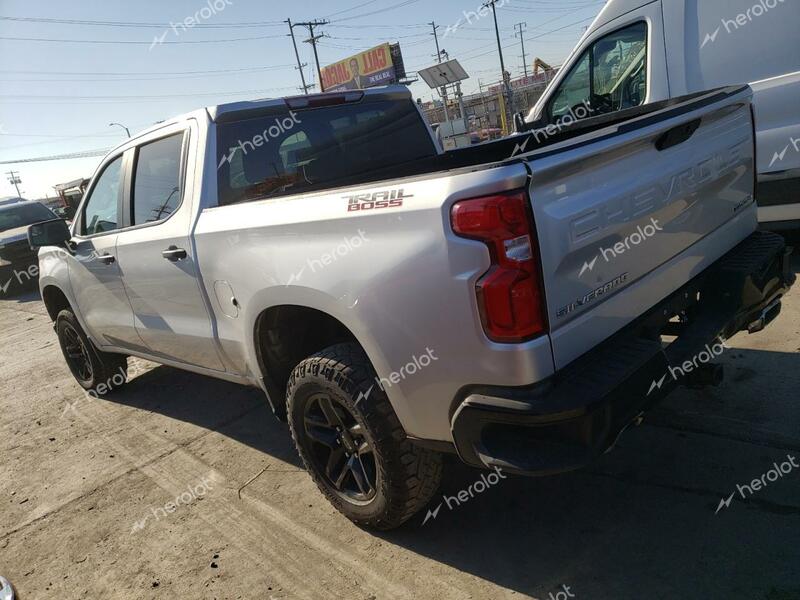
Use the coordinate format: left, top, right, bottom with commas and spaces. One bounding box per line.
429, 21, 442, 64
295, 20, 329, 92
286, 18, 312, 94
5, 170, 21, 197
515, 22, 528, 78
428, 21, 451, 124
483, 0, 513, 118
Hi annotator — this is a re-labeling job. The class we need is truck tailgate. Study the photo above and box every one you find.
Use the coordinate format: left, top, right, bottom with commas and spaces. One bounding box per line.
525, 87, 757, 369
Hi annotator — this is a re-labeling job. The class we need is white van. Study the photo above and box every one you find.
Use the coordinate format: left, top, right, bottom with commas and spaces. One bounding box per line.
523, 0, 800, 227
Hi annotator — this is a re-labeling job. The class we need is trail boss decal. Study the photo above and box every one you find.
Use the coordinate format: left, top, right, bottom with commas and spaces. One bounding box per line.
345, 188, 413, 212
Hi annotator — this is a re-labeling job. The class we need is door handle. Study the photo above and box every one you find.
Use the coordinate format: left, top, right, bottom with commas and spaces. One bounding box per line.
162, 246, 188, 262
96, 253, 116, 265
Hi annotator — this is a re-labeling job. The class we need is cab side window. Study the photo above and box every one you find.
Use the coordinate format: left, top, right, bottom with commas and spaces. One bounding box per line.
549, 22, 648, 123
82, 156, 123, 236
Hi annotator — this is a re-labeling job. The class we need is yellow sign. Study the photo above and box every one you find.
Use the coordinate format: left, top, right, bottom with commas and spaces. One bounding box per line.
321, 43, 396, 92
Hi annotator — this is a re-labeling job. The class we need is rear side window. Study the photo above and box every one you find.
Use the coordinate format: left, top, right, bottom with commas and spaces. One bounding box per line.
216, 99, 436, 205
131, 133, 185, 225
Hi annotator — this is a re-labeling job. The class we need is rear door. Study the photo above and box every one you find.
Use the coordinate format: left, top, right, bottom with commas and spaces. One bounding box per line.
114, 120, 225, 371
525, 87, 757, 369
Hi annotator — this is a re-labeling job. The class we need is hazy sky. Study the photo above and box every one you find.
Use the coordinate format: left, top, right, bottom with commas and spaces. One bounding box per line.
0, 0, 604, 199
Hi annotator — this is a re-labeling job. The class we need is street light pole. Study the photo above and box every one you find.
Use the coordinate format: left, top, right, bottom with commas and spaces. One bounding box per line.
109, 122, 130, 137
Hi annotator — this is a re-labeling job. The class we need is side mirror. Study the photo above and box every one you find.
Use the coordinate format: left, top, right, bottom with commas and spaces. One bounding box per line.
28, 218, 71, 250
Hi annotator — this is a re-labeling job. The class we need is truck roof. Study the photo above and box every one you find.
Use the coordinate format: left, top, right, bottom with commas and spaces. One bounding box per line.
104, 85, 415, 157
208, 84, 413, 122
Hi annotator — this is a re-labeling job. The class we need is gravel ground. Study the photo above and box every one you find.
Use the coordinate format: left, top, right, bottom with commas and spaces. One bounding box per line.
1, 237, 799, 600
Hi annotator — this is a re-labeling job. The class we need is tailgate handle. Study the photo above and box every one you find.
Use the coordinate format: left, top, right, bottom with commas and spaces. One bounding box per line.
655, 119, 701, 151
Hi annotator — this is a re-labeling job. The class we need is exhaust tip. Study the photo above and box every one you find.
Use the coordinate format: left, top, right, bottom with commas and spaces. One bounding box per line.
748, 299, 782, 334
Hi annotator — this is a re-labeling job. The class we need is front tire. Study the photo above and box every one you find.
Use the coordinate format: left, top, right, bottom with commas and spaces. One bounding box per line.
287, 343, 442, 530
55, 309, 128, 395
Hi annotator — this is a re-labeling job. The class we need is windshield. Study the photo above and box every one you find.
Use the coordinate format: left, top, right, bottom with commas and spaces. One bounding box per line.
0, 203, 57, 234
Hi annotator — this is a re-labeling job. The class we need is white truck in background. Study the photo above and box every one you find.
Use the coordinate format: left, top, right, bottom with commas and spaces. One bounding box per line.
523, 0, 800, 227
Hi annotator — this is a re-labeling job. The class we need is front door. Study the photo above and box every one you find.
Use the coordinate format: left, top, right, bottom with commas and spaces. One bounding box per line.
68, 154, 141, 348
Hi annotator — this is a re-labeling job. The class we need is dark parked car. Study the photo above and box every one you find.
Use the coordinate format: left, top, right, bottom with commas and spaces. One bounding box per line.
0, 201, 58, 292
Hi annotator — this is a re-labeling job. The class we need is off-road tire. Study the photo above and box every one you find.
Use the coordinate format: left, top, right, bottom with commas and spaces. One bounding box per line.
287, 342, 442, 530
55, 309, 128, 395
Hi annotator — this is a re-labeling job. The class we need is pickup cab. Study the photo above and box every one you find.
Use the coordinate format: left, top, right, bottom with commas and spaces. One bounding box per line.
522, 0, 800, 227
29, 85, 794, 529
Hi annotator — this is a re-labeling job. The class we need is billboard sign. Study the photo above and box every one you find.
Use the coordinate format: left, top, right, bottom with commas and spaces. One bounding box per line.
321, 43, 397, 92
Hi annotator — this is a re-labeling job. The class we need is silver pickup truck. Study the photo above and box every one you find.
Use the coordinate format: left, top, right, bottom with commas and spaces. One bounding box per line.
29, 85, 794, 529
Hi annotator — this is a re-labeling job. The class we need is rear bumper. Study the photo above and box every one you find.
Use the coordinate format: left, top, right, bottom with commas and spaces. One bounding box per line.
450, 231, 795, 476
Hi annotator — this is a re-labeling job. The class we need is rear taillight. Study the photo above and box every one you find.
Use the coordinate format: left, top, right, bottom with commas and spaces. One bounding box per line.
451, 190, 547, 343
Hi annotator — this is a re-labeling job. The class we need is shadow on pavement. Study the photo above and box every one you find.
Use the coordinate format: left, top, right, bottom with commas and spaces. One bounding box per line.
12, 228, 800, 598
98, 345, 800, 598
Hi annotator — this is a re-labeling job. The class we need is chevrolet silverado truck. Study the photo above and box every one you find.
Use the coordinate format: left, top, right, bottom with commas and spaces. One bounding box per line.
29, 85, 794, 529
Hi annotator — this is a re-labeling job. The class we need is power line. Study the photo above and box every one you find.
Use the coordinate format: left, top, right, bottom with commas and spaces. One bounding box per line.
0, 65, 293, 76
0, 34, 286, 44
0, 15, 284, 28
329, 0, 422, 23
1, 149, 112, 165
323, 0, 384, 19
